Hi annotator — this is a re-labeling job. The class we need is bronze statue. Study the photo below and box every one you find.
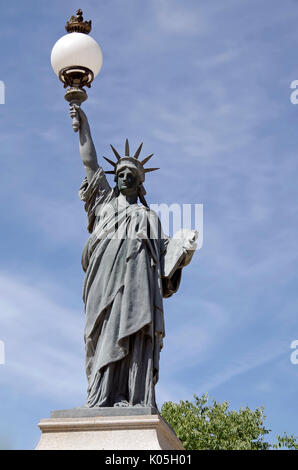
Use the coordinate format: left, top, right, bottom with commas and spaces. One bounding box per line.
70, 104, 197, 408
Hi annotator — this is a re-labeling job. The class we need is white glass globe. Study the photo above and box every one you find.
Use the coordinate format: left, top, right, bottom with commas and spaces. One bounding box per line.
51, 32, 103, 77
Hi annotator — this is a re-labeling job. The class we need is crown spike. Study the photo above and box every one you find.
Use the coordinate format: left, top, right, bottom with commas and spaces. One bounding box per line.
125, 139, 130, 156
141, 153, 154, 166
103, 156, 117, 167
133, 143, 143, 160
110, 144, 121, 161
144, 168, 159, 173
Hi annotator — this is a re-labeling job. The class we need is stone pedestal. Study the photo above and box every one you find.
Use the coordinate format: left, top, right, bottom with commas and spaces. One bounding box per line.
36, 408, 184, 450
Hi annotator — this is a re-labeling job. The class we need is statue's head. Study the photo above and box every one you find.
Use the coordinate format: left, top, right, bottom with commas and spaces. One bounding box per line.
115, 165, 140, 196
104, 139, 159, 203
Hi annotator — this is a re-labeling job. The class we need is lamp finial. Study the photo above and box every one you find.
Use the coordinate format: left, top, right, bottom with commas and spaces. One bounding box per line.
65, 9, 92, 34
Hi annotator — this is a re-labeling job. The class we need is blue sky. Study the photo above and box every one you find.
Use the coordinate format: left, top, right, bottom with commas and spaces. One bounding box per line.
0, 0, 298, 449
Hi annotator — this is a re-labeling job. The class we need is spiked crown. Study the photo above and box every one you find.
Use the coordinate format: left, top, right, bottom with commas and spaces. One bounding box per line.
104, 139, 159, 184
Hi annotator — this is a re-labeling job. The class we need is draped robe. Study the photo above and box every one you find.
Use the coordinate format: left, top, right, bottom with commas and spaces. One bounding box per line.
79, 167, 184, 407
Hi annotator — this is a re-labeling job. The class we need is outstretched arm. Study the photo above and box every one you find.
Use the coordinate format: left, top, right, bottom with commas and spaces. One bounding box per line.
70, 105, 99, 183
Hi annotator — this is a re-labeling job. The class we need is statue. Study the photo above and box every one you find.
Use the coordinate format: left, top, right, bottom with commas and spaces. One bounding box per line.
70, 105, 198, 409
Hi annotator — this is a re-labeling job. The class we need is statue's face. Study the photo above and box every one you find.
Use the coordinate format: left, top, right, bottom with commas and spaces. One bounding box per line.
117, 166, 140, 196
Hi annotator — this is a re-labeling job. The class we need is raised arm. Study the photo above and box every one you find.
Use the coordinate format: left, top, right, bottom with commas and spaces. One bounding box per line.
70, 105, 99, 183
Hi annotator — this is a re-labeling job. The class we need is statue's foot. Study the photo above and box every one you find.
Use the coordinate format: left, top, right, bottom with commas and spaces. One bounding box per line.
113, 400, 130, 407
133, 402, 158, 408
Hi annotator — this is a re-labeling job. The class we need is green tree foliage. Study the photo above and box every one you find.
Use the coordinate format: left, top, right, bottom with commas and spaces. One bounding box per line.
160, 394, 298, 450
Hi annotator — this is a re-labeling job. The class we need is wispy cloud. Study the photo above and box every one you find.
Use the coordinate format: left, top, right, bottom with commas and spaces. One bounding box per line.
152, 0, 208, 35
0, 273, 86, 404
195, 345, 288, 395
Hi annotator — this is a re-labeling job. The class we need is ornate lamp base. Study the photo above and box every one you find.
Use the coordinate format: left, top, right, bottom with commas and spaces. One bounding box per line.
59, 65, 93, 133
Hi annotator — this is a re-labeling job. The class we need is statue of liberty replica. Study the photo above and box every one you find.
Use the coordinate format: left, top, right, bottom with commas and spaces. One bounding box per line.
69, 104, 198, 410
36, 9, 199, 450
